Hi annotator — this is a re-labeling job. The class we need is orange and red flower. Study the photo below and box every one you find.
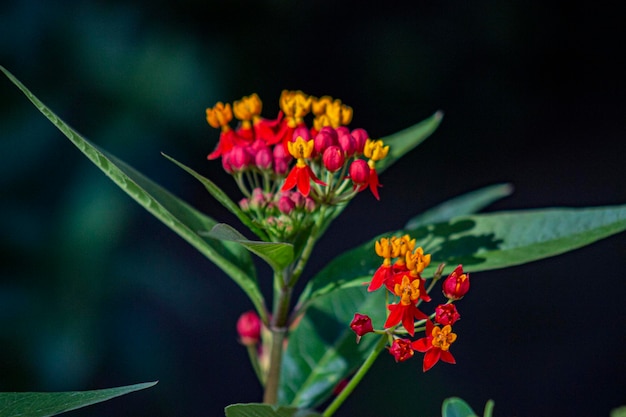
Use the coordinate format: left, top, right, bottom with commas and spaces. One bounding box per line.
412, 320, 457, 372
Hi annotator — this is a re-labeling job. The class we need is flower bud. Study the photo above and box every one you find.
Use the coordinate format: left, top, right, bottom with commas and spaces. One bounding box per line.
273, 158, 288, 176
254, 146, 273, 170
292, 125, 311, 142
278, 194, 296, 214
221, 151, 234, 174
349, 159, 370, 186
289, 190, 305, 208
236, 310, 261, 345
442, 265, 470, 300
322, 145, 345, 172
249, 188, 266, 210
435, 304, 461, 326
350, 313, 374, 343
337, 130, 356, 157
239, 197, 250, 211
351, 128, 369, 154
388, 338, 414, 362
229, 145, 252, 171
314, 129, 338, 154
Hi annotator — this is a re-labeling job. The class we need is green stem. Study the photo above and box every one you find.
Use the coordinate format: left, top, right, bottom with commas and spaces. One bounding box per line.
322, 335, 388, 417
263, 269, 293, 404
288, 204, 329, 286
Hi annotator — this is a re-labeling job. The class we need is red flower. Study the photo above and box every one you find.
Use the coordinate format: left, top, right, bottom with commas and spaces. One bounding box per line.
435, 304, 461, 326
281, 137, 326, 196
368, 263, 394, 292
384, 275, 428, 336
388, 338, 415, 362
442, 265, 470, 300
412, 320, 457, 372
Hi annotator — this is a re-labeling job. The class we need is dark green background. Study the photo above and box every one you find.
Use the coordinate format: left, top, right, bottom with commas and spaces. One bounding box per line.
1, 1, 625, 416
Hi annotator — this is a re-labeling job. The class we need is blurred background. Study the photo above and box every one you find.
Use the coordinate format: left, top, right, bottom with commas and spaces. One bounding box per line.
1, 0, 625, 416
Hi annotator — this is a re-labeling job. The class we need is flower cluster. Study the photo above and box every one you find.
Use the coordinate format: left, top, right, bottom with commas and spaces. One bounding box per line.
350, 237, 470, 372
205, 91, 389, 241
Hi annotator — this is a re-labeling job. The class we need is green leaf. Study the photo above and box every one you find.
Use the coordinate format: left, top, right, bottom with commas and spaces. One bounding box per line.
225, 403, 322, 417
279, 286, 386, 409
441, 397, 479, 417
205, 223, 294, 271
162, 153, 270, 241
376, 110, 443, 174
0, 381, 156, 417
300, 204, 626, 306
405, 183, 513, 229
0, 65, 267, 318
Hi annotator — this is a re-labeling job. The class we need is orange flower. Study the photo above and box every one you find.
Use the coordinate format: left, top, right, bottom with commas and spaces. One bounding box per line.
412, 320, 457, 371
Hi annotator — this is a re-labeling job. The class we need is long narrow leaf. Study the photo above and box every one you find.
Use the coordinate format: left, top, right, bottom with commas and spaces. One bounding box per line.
225, 403, 322, 417
1, 66, 267, 317
0, 382, 156, 417
405, 183, 513, 229
299, 204, 626, 306
163, 153, 269, 241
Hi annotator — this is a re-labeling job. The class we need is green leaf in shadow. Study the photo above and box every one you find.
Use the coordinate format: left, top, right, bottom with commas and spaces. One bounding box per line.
279, 286, 386, 409
0, 381, 156, 417
441, 397, 479, 417
162, 153, 269, 241
405, 183, 513, 229
225, 403, 322, 417
0, 65, 267, 318
300, 204, 626, 307
204, 223, 294, 271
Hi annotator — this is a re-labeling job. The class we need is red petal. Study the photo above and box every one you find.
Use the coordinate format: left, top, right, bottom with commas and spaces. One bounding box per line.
368, 168, 381, 200
423, 349, 441, 372
296, 166, 311, 196
282, 166, 300, 192
368, 265, 392, 292
384, 304, 403, 329
306, 165, 327, 186
402, 307, 416, 336
440, 350, 456, 365
411, 337, 431, 353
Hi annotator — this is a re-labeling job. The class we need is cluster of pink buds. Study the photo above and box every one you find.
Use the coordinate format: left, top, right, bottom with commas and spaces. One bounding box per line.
351, 235, 471, 372
205, 91, 390, 240
238, 188, 316, 241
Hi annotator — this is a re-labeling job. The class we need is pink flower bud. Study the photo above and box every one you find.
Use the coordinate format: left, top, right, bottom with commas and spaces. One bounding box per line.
350, 313, 374, 343
435, 304, 461, 326
221, 151, 234, 174
349, 159, 370, 186
229, 145, 252, 171
304, 197, 316, 212
249, 188, 266, 210
236, 310, 261, 345
255, 146, 273, 170
239, 197, 250, 211
442, 265, 470, 300
322, 146, 345, 172
278, 194, 296, 214
337, 131, 356, 157
292, 125, 311, 142
351, 128, 369, 154
314, 129, 338, 154
388, 338, 414, 362
273, 157, 290, 176
273, 142, 289, 160
289, 191, 305, 208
